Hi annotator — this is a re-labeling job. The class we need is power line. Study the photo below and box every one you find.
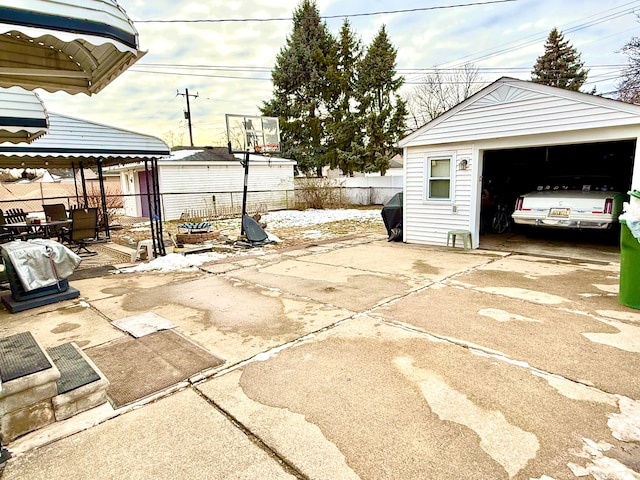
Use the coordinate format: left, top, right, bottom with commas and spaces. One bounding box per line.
437, 1, 640, 70
135, 0, 517, 23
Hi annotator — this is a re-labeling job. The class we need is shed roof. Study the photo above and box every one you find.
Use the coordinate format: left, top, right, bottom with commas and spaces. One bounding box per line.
107, 148, 296, 171
399, 77, 640, 148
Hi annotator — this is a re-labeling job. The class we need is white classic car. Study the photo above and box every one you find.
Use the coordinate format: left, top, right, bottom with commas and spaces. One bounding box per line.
511, 177, 625, 230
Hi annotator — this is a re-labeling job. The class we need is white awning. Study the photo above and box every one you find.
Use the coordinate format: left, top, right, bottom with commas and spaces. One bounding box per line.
0, 111, 170, 168
0, 86, 48, 143
0, 0, 146, 95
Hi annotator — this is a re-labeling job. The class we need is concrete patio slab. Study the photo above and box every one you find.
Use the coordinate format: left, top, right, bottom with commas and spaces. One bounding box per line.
69, 270, 204, 302
370, 282, 640, 398
89, 274, 355, 365
198, 316, 626, 479
1, 238, 638, 479
1, 388, 297, 480
298, 241, 502, 281
230, 258, 411, 310
0, 300, 123, 350
450, 253, 624, 316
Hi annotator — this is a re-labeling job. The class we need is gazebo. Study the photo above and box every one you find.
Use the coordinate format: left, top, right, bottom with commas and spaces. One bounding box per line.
0, 111, 171, 255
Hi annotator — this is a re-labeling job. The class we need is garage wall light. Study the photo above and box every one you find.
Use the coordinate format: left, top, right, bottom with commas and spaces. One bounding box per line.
457, 158, 469, 170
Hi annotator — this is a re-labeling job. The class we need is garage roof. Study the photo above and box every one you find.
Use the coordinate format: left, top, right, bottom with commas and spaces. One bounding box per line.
0, 86, 48, 143
399, 77, 640, 148
0, 111, 170, 168
0, 0, 145, 95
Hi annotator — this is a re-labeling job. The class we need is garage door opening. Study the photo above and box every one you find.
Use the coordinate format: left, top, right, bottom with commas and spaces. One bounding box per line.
480, 140, 635, 245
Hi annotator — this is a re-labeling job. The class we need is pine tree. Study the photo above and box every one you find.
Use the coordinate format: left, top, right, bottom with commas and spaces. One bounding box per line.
531, 28, 588, 91
356, 26, 407, 175
260, 0, 336, 176
324, 19, 364, 176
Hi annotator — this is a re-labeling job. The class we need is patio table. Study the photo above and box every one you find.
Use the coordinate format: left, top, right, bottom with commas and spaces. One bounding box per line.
1, 219, 71, 239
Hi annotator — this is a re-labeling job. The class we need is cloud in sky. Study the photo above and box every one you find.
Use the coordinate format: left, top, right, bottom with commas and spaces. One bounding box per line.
36, 0, 640, 147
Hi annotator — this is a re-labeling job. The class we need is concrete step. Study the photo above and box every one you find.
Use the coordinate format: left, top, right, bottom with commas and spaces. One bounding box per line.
46, 343, 110, 421
0, 332, 60, 443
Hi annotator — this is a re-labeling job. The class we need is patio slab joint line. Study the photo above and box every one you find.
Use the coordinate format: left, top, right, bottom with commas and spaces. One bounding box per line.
191, 387, 308, 480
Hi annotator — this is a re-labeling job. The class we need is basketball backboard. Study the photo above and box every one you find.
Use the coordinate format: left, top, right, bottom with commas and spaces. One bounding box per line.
225, 114, 281, 154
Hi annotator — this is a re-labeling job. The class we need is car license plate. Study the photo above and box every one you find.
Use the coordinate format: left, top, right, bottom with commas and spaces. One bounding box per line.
549, 207, 570, 217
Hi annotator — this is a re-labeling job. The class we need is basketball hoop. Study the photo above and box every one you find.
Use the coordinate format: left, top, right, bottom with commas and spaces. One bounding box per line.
225, 114, 281, 154
254, 143, 279, 153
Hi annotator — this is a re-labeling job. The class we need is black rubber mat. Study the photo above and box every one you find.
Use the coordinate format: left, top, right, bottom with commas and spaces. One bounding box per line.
85, 330, 224, 407
47, 343, 101, 394
0, 332, 52, 383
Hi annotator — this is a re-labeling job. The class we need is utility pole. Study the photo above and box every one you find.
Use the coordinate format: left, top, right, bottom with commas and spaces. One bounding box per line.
177, 88, 198, 146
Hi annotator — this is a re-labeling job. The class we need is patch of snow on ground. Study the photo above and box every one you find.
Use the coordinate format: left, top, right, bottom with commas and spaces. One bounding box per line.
609, 396, 640, 442
263, 208, 381, 228
120, 252, 229, 273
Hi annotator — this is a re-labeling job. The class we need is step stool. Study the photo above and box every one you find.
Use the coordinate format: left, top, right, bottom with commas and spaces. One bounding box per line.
447, 230, 472, 250
131, 240, 155, 262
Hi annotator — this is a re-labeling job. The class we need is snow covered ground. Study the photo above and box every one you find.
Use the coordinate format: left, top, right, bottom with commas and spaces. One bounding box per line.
262, 208, 382, 228
120, 208, 383, 274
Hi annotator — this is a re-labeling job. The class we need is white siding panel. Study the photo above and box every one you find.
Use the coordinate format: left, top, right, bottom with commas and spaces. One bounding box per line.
405, 145, 474, 246
407, 92, 640, 147
159, 163, 294, 220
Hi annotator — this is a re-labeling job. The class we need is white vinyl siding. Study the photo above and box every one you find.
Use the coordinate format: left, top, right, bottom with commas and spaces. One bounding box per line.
405, 146, 473, 246
125, 160, 295, 220
401, 83, 640, 148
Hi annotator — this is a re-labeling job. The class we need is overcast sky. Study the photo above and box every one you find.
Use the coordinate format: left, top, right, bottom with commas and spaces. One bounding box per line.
37, 0, 640, 147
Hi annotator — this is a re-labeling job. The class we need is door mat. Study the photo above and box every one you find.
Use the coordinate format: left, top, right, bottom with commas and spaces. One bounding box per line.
85, 330, 224, 407
47, 342, 101, 394
0, 332, 51, 382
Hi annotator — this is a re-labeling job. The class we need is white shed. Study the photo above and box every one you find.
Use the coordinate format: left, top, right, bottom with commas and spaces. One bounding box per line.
110, 147, 296, 221
398, 77, 640, 248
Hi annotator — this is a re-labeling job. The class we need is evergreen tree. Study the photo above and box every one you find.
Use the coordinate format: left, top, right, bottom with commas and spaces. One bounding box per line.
531, 28, 588, 91
260, 0, 336, 176
356, 26, 407, 175
325, 19, 364, 176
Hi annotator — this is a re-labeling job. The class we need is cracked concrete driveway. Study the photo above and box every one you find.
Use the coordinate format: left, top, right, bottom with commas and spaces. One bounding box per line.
2, 235, 639, 479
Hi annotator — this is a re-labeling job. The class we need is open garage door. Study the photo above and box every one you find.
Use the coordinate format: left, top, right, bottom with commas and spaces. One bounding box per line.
480, 139, 635, 241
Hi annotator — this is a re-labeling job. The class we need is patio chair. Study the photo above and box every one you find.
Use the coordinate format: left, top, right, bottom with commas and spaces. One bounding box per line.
42, 203, 69, 241
0, 208, 39, 240
62, 208, 99, 256
0, 211, 13, 243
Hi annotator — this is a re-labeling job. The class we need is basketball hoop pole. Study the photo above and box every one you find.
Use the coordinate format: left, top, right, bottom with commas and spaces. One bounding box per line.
240, 150, 249, 235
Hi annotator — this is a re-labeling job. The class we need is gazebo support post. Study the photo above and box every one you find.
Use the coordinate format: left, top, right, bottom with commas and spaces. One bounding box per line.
151, 158, 165, 256
97, 157, 110, 239
71, 162, 80, 208
143, 159, 157, 256
79, 162, 88, 208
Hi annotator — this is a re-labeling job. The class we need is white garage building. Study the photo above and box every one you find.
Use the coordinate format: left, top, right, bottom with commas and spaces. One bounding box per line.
398, 77, 640, 248
110, 147, 296, 221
